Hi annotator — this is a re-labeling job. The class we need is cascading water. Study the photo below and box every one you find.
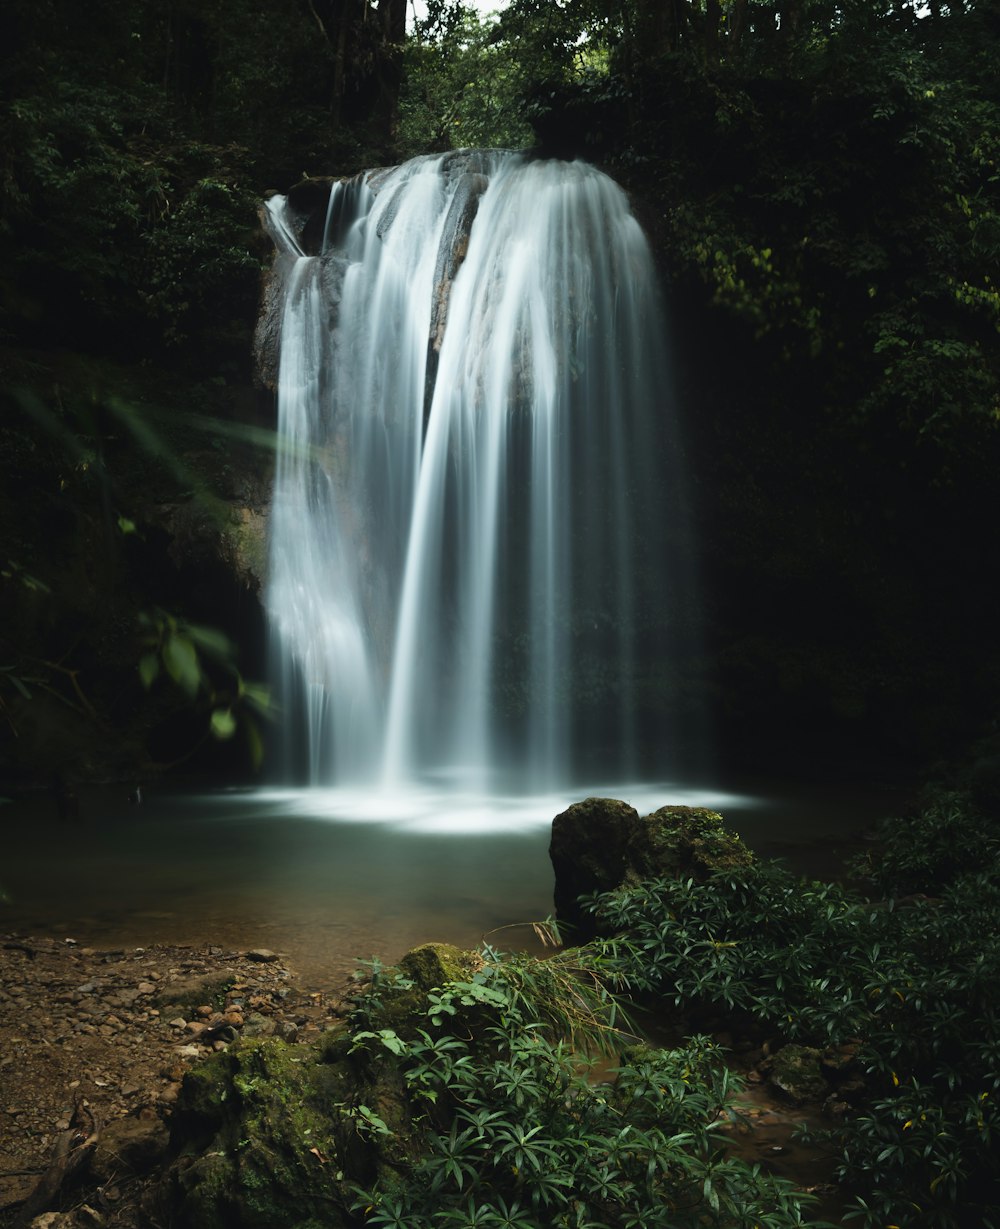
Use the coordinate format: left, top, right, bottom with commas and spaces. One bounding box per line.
262, 150, 684, 795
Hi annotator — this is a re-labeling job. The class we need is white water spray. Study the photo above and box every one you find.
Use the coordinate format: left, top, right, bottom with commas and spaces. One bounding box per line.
263, 151, 678, 791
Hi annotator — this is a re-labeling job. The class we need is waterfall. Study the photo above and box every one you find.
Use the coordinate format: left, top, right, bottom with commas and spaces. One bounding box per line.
263, 150, 681, 793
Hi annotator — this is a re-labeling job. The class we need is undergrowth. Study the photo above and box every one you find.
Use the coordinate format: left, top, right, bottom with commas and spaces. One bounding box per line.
344, 787, 999, 1229
586, 788, 1000, 1229
347, 949, 826, 1229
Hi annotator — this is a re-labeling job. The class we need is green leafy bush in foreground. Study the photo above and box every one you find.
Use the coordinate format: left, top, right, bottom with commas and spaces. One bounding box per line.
585, 796, 1000, 1229
347, 950, 826, 1229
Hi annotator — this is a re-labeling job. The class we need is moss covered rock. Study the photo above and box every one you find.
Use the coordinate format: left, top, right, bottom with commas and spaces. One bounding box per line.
625, 806, 754, 883
159, 944, 487, 1227
550, 797, 642, 937
397, 942, 482, 990
767, 1044, 829, 1105
549, 798, 753, 940
161, 1030, 382, 1228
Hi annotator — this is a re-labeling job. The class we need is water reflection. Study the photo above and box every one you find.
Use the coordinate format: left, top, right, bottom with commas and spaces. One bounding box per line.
1, 779, 899, 986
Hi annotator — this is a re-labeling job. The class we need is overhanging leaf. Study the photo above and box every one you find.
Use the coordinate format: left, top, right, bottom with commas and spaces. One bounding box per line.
138, 652, 160, 690
210, 707, 237, 739
163, 633, 200, 696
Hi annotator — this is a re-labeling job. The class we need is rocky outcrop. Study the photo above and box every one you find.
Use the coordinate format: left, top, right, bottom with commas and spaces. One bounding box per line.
549, 797, 754, 940
156, 941, 482, 1229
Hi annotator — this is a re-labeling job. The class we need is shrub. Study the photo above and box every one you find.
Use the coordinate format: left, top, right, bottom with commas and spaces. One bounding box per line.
585, 855, 1000, 1228
348, 948, 827, 1229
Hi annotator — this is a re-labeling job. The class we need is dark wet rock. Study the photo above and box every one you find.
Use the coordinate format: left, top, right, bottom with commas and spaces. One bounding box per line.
245, 949, 280, 964
90, 1117, 170, 1183
767, 1045, 829, 1105
550, 797, 641, 937
152, 972, 237, 1015
549, 797, 753, 940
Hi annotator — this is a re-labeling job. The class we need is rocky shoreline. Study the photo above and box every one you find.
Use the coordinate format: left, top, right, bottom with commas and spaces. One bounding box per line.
0, 933, 354, 1228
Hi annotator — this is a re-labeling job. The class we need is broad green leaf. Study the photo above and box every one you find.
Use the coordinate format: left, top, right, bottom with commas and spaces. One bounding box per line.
163, 633, 200, 696
186, 622, 235, 662
210, 707, 237, 739
243, 682, 271, 716
138, 652, 160, 690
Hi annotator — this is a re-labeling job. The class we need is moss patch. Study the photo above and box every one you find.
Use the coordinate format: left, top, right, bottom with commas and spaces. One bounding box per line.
626, 805, 755, 883
165, 1033, 362, 1229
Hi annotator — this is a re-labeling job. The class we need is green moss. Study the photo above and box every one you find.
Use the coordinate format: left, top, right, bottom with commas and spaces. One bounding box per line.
627, 805, 755, 883
167, 1036, 363, 1228
768, 1044, 829, 1105
376, 943, 483, 1034
397, 943, 482, 990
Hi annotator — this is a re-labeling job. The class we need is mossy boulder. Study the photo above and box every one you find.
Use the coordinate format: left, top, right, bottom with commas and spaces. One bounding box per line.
767, 1044, 829, 1105
159, 944, 485, 1228
160, 1029, 403, 1229
550, 798, 642, 935
371, 942, 485, 1037
397, 942, 482, 990
625, 805, 754, 883
550, 798, 753, 940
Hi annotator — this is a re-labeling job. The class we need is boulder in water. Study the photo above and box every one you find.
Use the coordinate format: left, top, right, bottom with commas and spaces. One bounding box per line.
549, 798, 753, 941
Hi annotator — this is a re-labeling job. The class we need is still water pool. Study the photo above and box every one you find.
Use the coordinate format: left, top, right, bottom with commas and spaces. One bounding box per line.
1, 778, 902, 988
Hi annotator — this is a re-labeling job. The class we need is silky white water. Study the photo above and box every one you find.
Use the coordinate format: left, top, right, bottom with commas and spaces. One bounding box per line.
264, 150, 681, 791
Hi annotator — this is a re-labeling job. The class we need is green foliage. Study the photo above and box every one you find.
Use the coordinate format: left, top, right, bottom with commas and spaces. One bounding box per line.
348, 947, 826, 1228
851, 788, 1000, 897
585, 821, 1000, 1228
589, 867, 877, 1043
399, 7, 534, 153
2, 76, 261, 356
138, 608, 270, 765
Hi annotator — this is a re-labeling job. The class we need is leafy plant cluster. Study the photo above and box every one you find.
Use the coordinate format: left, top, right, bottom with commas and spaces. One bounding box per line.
346, 948, 826, 1229
585, 790, 1000, 1228
137, 608, 270, 766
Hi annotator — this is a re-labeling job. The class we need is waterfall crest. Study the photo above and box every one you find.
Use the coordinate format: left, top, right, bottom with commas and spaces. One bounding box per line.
263, 150, 679, 791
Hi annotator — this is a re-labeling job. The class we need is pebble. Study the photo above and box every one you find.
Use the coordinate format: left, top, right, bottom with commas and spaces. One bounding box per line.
1, 928, 349, 1206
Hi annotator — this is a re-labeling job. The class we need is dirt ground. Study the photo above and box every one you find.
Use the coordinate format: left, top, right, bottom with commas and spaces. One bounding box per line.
0, 932, 356, 1228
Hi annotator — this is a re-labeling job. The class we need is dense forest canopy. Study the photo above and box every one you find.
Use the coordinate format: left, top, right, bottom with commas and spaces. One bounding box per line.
1, 0, 999, 783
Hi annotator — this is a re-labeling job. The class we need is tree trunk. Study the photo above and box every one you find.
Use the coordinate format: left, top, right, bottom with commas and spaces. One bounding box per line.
730, 0, 749, 48
378, 0, 406, 44
705, 0, 722, 60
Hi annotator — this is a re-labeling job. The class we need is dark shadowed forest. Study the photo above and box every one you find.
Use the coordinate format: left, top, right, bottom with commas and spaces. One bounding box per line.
3, 5, 1000, 1228
3, 0, 999, 785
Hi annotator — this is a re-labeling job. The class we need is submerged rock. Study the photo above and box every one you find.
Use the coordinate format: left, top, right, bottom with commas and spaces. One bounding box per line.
549, 797, 753, 940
